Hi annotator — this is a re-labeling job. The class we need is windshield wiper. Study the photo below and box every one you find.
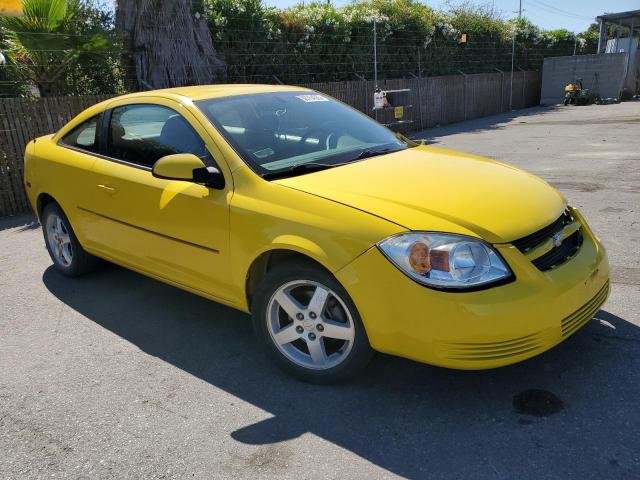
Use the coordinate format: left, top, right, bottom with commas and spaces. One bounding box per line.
353, 146, 403, 160
261, 146, 405, 180
261, 162, 339, 180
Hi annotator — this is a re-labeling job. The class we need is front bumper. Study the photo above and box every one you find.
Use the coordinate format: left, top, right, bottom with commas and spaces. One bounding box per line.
335, 208, 610, 369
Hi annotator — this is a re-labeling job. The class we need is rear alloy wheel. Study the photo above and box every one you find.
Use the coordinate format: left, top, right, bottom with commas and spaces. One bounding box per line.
46, 212, 74, 268
253, 263, 373, 383
42, 203, 99, 277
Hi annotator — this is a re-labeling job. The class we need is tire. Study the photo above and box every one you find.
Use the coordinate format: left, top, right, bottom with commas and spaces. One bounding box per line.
252, 261, 374, 384
41, 202, 99, 277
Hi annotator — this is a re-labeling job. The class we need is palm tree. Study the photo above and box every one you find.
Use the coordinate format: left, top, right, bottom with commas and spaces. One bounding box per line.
116, 0, 225, 90
0, 0, 112, 96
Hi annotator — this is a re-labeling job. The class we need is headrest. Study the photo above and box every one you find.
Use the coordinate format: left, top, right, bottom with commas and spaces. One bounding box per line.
159, 115, 204, 156
110, 121, 125, 142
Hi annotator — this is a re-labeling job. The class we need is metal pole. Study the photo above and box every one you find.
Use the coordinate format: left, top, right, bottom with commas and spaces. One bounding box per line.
495, 68, 505, 112
418, 47, 424, 130
510, 33, 515, 110
463, 73, 467, 120
624, 18, 635, 92
373, 20, 378, 123
509, 0, 522, 111
373, 20, 378, 87
522, 69, 526, 107
597, 19, 606, 54
573, 36, 577, 55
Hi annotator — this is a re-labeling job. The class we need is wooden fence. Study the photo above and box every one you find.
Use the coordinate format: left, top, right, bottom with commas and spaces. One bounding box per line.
0, 71, 541, 218
306, 70, 541, 130
0, 95, 114, 218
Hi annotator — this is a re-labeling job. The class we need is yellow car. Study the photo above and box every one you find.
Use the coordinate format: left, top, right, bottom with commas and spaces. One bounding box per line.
24, 85, 610, 383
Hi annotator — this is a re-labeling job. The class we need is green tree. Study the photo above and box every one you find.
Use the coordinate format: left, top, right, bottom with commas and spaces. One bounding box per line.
1, 24, 26, 97
577, 23, 603, 54
0, 0, 115, 96
63, 0, 124, 95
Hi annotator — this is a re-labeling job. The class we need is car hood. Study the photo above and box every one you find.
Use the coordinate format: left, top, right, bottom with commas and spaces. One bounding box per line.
274, 146, 566, 244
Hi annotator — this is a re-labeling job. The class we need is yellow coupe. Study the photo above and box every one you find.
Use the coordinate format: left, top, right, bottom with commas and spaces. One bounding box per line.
24, 85, 610, 383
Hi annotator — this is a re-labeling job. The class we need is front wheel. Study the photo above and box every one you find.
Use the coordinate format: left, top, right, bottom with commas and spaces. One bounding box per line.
252, 262, 374, 383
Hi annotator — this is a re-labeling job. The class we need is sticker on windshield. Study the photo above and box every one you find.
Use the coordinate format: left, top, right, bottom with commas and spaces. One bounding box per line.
296, 94, 328, 103
253, 147, 275, 159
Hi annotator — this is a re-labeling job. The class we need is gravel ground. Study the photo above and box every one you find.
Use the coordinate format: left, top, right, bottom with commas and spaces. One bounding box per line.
1, 102, 639, 479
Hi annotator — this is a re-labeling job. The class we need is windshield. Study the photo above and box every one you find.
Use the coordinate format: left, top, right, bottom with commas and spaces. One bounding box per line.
196, 91, 407, 178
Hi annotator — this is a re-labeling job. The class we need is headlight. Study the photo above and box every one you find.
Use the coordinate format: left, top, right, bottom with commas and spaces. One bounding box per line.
377, 232, 513, 290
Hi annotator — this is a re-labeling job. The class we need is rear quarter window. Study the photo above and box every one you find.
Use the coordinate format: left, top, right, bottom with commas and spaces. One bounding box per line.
60, 115, 100, 153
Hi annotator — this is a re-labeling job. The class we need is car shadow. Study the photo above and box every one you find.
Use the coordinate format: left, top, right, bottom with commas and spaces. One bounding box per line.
42, 263, 640, 479
0, 213, 38, 232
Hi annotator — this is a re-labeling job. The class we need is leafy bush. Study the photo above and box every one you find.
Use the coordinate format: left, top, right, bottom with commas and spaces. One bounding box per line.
0, 0, 598, 95
0, 0, 122, 96
204, 0, 594, 84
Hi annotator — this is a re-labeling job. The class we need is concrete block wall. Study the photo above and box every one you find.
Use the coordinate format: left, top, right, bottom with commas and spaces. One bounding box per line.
540, 52, 628, 105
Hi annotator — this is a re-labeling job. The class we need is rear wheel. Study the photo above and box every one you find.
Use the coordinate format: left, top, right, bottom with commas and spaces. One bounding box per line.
252, 262, 373, 383
42, 203, 99, 277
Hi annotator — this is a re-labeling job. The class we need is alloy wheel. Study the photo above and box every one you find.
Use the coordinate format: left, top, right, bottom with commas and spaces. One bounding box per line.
46, 213, 73, 267
266, 280, 355, 370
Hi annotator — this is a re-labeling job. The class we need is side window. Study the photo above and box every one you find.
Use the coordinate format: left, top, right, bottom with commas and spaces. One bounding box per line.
60, 115, 100, 153
106, 104, 208, 168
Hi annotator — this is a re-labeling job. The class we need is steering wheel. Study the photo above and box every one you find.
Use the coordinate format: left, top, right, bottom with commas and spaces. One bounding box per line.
299, 120, 342, 151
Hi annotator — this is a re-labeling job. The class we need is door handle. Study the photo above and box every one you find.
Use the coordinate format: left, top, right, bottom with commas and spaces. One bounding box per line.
97, 184, 117, 194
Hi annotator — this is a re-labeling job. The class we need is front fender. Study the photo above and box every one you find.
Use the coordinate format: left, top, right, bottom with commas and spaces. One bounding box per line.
268, 234, 331, 266
227, 166, 405, 311
232, 237, 342, 313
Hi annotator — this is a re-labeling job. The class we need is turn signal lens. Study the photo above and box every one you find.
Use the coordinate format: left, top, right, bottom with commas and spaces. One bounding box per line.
429, 249, 450, 272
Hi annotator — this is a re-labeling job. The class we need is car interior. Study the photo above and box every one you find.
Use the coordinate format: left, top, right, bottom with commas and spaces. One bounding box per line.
206, 96, 363, 169
107, 109, 208, 168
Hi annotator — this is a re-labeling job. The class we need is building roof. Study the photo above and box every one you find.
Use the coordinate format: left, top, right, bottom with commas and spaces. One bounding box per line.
596, 10, 640, 28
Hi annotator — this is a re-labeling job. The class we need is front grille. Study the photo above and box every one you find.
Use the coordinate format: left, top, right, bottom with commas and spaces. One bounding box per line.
561, 281, 610, 337
532, 230, 583, 271
513, 210, 573, 253
439, 332, 546, 361
511, 209, 583, 271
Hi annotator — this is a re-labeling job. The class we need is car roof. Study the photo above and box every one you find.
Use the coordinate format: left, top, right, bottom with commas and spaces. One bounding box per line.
113, 84, 312, 102
53, 84, 316, 140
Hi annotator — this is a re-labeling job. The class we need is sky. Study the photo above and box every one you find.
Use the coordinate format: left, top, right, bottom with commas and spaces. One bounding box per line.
263, 0, 639, 33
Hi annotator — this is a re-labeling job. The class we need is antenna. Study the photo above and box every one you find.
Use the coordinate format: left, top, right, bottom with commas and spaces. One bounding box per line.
510, 0, 523, 111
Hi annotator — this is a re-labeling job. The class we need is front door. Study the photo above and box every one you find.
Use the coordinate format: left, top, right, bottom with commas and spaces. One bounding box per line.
81, 99, 234, 302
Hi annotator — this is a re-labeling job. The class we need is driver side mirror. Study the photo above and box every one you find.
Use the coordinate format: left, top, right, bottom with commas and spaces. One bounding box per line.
152, 153, 225, 189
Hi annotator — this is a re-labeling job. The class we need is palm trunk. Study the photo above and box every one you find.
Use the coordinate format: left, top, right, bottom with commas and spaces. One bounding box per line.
116, 0, 225, 90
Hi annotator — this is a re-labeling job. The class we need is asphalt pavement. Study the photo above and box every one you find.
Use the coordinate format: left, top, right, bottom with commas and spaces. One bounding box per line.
1, 102, 639, 479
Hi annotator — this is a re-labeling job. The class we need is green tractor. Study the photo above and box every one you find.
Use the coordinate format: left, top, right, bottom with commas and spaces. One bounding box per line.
564, 78, 593, 106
